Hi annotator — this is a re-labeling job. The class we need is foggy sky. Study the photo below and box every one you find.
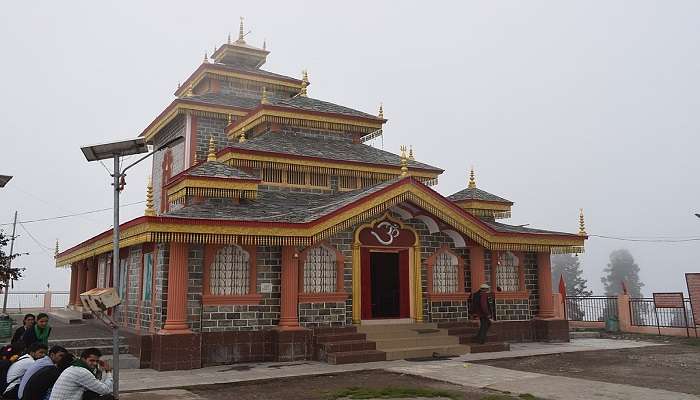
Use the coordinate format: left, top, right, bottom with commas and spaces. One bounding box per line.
1, 1, 699, 295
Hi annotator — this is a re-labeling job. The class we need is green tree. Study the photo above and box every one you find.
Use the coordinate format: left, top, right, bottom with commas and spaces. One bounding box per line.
601, 249, 644, 298
551, 254, 592, 297
0, 230, 24, 290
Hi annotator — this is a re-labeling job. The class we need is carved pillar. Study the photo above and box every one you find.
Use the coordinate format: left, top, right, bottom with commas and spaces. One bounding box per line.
537, 252, 555, 318
278, 246, 301, 330
162, 243, 190, 332
86, 260, 98, 291
76, 263, 87, 301
469, 245, 485, 293
69, 264, 79, 305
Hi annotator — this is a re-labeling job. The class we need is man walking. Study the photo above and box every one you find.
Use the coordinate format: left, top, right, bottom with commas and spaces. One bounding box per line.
49, 348, 113, 400
472, 283, 493, 344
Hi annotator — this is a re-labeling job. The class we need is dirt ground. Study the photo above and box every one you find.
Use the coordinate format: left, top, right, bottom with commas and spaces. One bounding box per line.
477, 337, 700, 396
182, 370, 523, 400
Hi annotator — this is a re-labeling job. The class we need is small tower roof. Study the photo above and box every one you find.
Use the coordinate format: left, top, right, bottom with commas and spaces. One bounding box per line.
447, 168, 513, 219
211, 17, 270, 68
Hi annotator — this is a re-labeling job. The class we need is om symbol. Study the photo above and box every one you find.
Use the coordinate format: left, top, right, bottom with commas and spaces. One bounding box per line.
370, 222, 400, 245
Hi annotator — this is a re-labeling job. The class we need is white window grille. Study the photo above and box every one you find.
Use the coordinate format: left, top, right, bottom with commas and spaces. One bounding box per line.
496, 251, 520, 292
210, 245, 250, 295
433, 251, 459, 293
303, 245, 337, 293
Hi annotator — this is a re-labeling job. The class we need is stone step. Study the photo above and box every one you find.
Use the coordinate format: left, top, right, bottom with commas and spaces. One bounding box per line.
313, 326, 357, 336
326, 349, 386, 364
63, 345, 130, 356
358, 328, 445, 340
49, 309, 86, 325
321, 340, 376, 353
316, 332, 367, 344
569, 331, 601, 339
51, 337, 129, 349
373, 335, 460, 350
101, 354, 140, 369
356, 323, 438, 333
469, 342, 510, 353
437, 321, 478, 329
458, 334, 498, 344
447, 326, 480, 335
384, 344, 470, 361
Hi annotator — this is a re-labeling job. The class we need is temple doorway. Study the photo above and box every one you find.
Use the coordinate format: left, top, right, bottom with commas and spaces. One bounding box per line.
370, 252, 400, 318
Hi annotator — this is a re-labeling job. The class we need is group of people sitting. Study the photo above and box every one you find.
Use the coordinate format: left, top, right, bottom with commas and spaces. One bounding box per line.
1, 314, 113, 400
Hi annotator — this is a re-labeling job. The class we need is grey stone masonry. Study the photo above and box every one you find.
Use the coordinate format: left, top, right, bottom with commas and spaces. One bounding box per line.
194, 116, 231, 162
495, 299, 530, 321
187, 245, 204, 332
525, 252, 539, 318
298, 302, 346, 327
201, 304, 276, 332
126, 246, 142, 329
152, 115, 186, 216
430, 300, 470, 323
153, 243, 169, 330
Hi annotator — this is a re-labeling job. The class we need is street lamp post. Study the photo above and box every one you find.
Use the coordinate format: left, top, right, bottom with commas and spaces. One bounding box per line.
80, 136, 182, 398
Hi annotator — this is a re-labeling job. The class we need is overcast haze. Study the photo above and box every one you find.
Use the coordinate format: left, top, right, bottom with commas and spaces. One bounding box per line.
1, 1, 699, 295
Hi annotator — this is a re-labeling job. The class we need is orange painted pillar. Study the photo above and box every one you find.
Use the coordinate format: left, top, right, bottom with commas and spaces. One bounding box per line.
536, 252, 555, 318
162, 243, 190, 332
69, 264, 79, 305
617, 294, 631, 331
278, 246, 302, 330
76, 263, 87, 297
469, 245, 485, 293
86, 260, 98, 291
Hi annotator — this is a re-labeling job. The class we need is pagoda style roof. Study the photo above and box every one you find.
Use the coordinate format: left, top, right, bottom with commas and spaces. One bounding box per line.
179, 160, 259, 181
223, 133, 442, 173
185, 92, 262, 109
174, 63, 303, 97
447, 187, 512, 204
269, 96, 380, 120
484, 220, 572, 235
166, 178, 399, 223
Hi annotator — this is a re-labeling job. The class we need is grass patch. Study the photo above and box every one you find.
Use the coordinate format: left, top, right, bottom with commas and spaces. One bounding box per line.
328, 387, 462, 399
681, 338, 700, 347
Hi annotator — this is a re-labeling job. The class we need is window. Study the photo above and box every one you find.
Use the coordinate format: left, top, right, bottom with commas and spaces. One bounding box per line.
303, 245, 337, 293
496, 252, 520, 292
210, 245, 250, 295
142, 253, 153, 302
432, 251, 459, 293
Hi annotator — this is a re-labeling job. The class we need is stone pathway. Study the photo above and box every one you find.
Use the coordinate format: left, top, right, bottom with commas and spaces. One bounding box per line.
120, 339, 700, 400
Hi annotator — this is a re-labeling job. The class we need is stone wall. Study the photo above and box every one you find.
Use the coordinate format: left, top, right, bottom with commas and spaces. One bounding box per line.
153, 243, 169, 330
152, 116, 186, 216
489, 252, 540, 321
187, 245, 204, 332
429, 300, 470, 322
125, 247, 142, 328
194, 116, 231, 162
298, 302, 346, 327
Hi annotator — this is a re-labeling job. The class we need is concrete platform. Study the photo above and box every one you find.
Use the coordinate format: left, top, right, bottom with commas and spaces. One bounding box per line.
48, 309, 85, 325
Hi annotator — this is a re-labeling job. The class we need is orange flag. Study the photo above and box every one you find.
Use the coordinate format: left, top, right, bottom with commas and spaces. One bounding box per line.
558, 274, 567, 303
621, 280, 628, 295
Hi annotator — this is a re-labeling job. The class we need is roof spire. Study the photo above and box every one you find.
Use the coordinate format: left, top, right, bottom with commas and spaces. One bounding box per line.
239, 129, 247, 143
145, 176, 155, 216
227, 32, 231, 45
203, 51, 209, 63
400, 145, 409, 176
237, 17, 246, 43
299, 70, 309, 97
54, 239, 59, 259
468, 166, 476, 189
578, 208, 587, 236
409, 145, 414, 160
207, 136, 217, 161
263, 39, 267, 50
378, 103, 384, 119
261, 87, 270, 104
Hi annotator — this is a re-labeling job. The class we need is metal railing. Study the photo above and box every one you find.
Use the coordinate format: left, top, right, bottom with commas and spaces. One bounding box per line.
629, 298, 695, 328
0, 291, 70, 312
565, 296, 618, 322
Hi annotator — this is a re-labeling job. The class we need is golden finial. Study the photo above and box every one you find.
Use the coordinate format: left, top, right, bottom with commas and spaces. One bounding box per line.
409, 145, 414, 160
207, 136, 217, 161
299, 70, 309, 97
400, 145, 408, 176
193, 152, 198, 164
145, 176, 155, 216
239, 130, 247, 143
578, 208, 587, 236
237, 17, 245, 43
203, 52, 209, 63
54, 239, 59, 259
263, 39, 267, 50
468, 167, 476, 189
227, 33, 231, 45
261, 87, 270, 104
378, 103, 384, 119
227, 114, 232, 125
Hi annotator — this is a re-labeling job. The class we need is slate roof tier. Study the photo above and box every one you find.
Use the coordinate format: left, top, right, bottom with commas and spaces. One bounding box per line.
484, 220, 573, 236
223, 133, 443, 173
269, 96, 381, 120
176, 160, 260, 181
174, 63, 303, 97
165, 179, 400, 223
447, 187, 512, 204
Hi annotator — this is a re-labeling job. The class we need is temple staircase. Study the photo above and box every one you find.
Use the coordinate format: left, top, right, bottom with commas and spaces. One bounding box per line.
437, 321, 511, 353
357, 322, 470, 361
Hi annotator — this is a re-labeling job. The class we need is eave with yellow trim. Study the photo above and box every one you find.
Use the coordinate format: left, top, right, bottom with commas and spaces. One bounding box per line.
56, 177, 586, 267
225, 105, 385, 138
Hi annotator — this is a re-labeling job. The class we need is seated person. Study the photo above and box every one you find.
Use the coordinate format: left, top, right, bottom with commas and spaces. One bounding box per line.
48, 348, 113, 400
4, 342, 48, 399
20, 352, 74, 400
17, 346, 68, 399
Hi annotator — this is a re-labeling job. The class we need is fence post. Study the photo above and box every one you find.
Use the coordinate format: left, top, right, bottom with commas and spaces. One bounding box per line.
617, 294, 631, 332
43, 290, 52, 311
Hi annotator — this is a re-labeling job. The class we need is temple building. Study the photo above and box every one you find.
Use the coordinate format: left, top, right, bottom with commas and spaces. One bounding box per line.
56, 21, 586, 370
